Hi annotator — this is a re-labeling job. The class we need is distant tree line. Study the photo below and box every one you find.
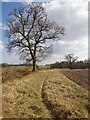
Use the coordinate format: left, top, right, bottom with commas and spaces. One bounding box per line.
50, 59, 90, 69
49, 54, 90, 69
1, 53, 90, 69
23, 54, 90, 69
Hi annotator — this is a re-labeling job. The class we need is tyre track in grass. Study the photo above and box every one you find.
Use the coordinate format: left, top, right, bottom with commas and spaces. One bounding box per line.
3, 69, 88, 118
3, 71, 52, 118
40, 73, 52, 119
41, 71, 70, 120
41, 73, 70, 120
41, 69, 88, 119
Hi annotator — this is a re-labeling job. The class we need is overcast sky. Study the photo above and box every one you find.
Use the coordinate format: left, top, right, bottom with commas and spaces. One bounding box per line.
0, 0, 89, 65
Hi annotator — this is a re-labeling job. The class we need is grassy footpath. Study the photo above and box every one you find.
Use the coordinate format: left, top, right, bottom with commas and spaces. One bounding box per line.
2, 69, 88, 118
2, 71, 51, 118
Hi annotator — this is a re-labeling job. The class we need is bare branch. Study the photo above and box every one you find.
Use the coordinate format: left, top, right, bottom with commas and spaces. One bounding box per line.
6, 3, 65, 71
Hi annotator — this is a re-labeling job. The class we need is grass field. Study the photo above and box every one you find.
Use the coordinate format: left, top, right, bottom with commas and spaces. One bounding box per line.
2, 66, 32, 83
1, 66, 89, 119
2, 66, 49, 83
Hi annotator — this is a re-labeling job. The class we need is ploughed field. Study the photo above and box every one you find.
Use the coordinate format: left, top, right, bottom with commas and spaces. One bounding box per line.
61, 69, 88, 90
1, 66, 89, 119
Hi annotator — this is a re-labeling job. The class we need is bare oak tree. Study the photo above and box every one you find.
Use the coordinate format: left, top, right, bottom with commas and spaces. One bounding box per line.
65, 53, 78, 69
6, 3, 65, 71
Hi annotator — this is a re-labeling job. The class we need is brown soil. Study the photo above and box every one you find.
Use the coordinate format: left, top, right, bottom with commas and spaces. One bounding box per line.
62, 69, 88, 90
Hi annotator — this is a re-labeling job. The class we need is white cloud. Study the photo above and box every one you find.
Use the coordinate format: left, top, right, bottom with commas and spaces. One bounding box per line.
1, 0, 33, 2
40, 36, 88, 65
0, 23, 2, 30
1, 49, 23, 64
0, 23, 8, 30
3, 53, 23, 64
0, 41, 4, 49
41, 0, 88, 63
1, 0, 88, 64
23, 0, 33, 2
50, 0, 89, 3
0, 0, 10, 1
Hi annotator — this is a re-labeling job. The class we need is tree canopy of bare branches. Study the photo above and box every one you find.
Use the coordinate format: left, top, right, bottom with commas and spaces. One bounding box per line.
6, 3, 65, 71
65, 53, 78, 69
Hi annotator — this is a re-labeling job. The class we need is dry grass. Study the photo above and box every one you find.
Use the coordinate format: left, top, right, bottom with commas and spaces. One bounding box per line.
61, 69, 88, 90
2, 68, 88, 119
2, 70, 51, 118
42, 69, 88, 119
1, 65, 49, 83
1, 66, 32, 83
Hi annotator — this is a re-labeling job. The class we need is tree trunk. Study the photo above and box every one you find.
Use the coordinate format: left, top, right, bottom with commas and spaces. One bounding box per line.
69, 62, 72, 69
32, 59, 36, 71
32, 44, 36, 72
